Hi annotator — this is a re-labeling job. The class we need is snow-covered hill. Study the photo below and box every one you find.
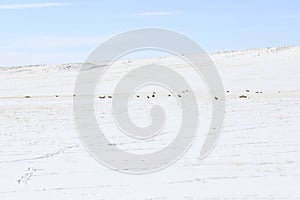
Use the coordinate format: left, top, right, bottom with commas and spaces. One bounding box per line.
1, 46, 300, 199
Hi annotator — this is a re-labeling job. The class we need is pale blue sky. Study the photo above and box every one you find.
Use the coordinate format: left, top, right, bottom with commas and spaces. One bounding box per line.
0, 0, 299, 66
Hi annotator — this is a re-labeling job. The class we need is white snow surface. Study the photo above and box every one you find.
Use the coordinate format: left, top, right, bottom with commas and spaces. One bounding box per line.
0, 46, 300, 199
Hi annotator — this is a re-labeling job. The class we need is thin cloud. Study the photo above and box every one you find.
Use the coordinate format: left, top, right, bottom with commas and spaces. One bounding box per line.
0, 2, 70, 10
136, 10, 181, 16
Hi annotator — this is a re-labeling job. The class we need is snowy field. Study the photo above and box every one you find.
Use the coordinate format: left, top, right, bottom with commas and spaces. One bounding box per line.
0, 46, 300, 199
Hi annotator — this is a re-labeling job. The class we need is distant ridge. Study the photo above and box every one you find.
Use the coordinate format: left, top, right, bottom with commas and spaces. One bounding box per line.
1, 45, 299, 69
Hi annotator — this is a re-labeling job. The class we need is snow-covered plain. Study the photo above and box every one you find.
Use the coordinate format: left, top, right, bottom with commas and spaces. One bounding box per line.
0, 46, 300, 199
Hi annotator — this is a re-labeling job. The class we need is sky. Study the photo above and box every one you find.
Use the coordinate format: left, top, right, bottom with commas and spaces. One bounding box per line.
0, 0, 300, 66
